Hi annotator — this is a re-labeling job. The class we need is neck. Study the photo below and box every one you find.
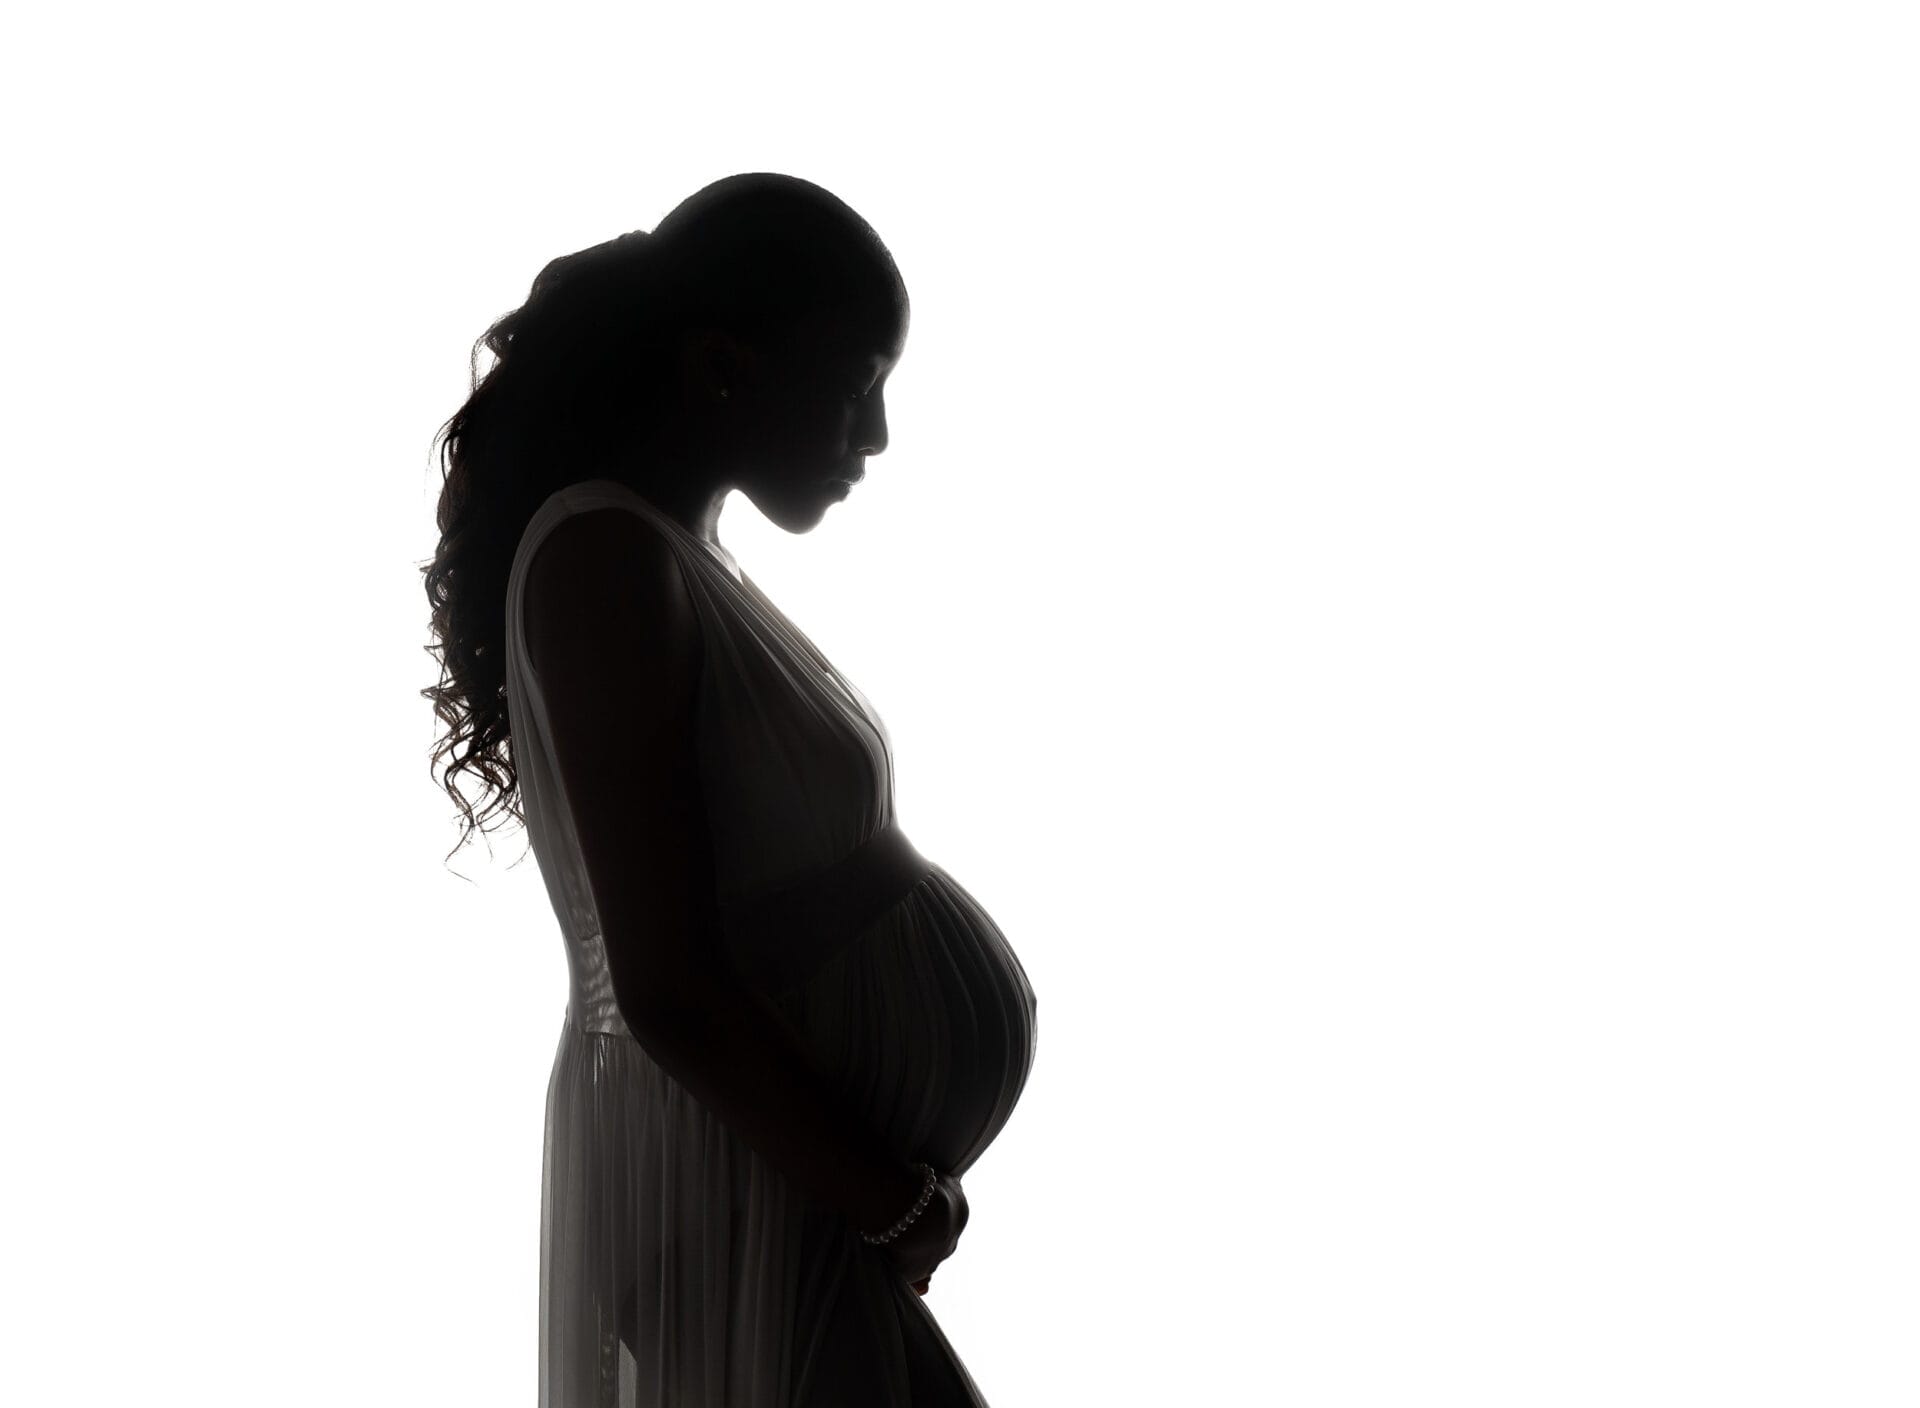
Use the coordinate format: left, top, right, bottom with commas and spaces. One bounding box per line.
599, 456, 732, 548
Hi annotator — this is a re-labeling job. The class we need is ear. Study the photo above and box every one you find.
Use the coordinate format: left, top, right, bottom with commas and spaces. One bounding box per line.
682, 326, 761, 403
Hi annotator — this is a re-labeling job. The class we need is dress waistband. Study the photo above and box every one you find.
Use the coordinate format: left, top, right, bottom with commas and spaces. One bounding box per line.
717, 816, 936, 996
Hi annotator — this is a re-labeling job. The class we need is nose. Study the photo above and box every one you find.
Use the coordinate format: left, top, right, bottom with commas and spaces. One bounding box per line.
855, 398, 887, 457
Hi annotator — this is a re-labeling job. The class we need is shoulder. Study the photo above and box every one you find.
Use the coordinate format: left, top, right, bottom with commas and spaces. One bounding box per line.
523, 504, 701, 684
528, 502, 683, 595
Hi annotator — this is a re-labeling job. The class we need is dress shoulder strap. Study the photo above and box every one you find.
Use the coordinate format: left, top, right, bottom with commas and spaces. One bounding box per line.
561, 478, 744, 583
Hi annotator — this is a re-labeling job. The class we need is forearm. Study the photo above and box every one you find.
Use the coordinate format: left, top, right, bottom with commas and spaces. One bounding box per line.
627, 976, 924, 1235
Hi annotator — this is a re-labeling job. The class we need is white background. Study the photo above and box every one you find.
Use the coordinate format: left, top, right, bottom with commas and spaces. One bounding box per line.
3, 3, 1916, 1404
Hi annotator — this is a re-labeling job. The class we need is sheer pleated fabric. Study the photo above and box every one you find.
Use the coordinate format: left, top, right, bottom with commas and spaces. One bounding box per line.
503, 478, 1039, 1408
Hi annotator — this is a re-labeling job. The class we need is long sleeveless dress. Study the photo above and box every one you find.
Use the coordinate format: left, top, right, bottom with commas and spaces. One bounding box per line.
502, 477, 1040, 1408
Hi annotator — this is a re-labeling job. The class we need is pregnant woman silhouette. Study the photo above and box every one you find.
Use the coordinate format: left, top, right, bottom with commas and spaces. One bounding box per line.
422, 173, 1039, 1407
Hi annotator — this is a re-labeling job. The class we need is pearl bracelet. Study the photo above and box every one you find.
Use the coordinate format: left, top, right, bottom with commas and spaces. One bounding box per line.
861, 1161, 938, 1245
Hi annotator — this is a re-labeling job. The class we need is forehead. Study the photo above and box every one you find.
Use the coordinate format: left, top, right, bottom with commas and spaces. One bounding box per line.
785, 298, 908, 365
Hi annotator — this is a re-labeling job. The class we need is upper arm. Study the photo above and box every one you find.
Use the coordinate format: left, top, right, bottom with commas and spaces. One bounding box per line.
523, 507, 730, 1026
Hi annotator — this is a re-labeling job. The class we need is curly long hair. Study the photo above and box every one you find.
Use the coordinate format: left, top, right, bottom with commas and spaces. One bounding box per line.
421, 173, 905, 864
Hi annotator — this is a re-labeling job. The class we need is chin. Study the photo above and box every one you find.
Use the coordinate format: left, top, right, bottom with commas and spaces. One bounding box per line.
743, 484, 836, 535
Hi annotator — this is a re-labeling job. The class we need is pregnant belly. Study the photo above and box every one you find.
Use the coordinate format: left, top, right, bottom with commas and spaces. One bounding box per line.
772, 864, 1039, 1178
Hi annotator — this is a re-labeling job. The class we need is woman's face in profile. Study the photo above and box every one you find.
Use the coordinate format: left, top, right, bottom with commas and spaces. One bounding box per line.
729, 300, 908, 531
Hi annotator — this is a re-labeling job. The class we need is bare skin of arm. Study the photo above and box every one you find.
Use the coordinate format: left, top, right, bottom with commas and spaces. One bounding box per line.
524, 508, 963, 1281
